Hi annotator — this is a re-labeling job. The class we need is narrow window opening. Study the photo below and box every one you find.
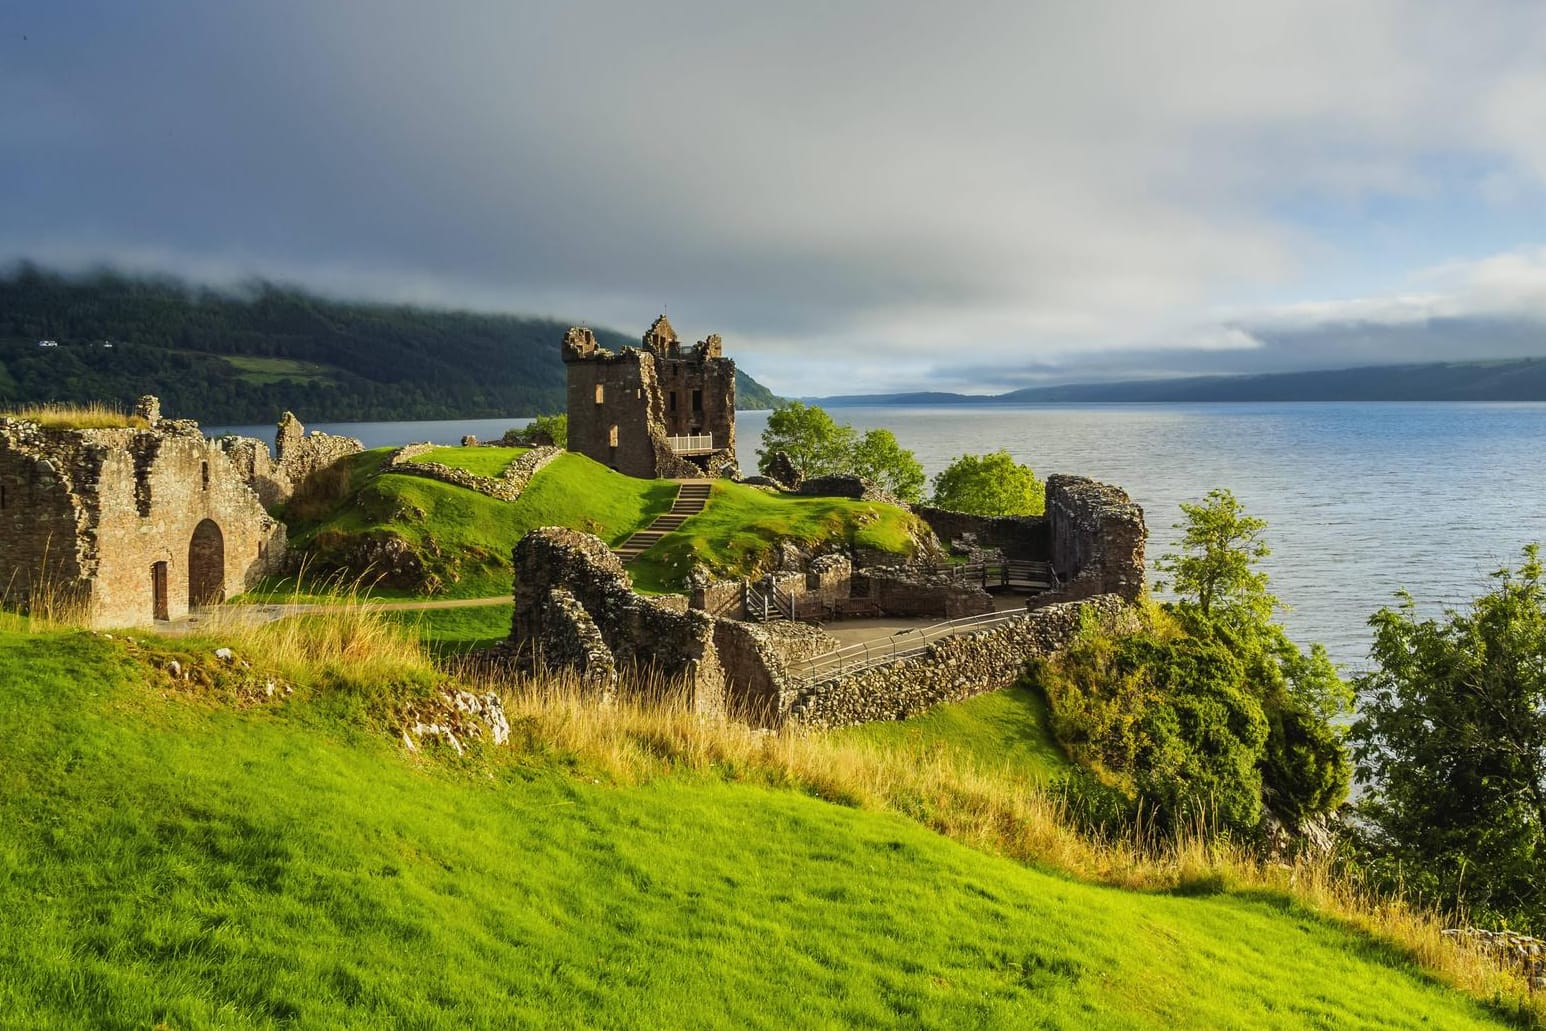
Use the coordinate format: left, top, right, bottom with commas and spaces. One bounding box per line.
669, 392, 678, 412
0, 484, 7, 510
594, 383, 605, 404
692, 389, 703, 412
608, 425, 619, 447
200, 461, 210, 491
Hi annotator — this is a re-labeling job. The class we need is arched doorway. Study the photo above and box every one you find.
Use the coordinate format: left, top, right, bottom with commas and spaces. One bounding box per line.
188, 519, 225, 607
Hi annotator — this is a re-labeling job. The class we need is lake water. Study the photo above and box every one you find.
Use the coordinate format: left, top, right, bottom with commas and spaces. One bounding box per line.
210, 403, 1546, 673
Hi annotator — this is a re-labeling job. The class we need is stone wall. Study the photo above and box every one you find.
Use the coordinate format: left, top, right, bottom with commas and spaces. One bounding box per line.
1, 402, 287, 627
218, 410, 363, 509
385, 444, 563, 502
689, 578, 745, 619
511, 528, 731, 716
1045, 475, 1146, 602
912, 506, 1051, 561
850, 567, 995, 619
788, 595, 1122, 729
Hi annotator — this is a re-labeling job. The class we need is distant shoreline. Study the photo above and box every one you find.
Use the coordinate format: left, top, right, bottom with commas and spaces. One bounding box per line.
809, 357, 1546, 405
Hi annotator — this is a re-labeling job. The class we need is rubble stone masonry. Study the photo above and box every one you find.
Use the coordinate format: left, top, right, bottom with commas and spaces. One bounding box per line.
0, 398, 287, 626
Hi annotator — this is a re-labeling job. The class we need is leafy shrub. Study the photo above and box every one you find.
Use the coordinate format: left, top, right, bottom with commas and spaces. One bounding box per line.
929, 450, 1045, 516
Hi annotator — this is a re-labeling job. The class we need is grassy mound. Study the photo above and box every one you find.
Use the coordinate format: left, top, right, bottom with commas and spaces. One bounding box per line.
405, 445, 528, 478
285, 451, 678, 598
282, 457, 928, 599
0, 627, 1530, 1029
629, 480, 930, 592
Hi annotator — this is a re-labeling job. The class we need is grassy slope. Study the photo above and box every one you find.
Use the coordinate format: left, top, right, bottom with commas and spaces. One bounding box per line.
285, 458, 923, 600
384, 604, 515, 655
407, 445, 527, 478
629, 480, 926, 593
290, 451, 678, 598
840, 684, 1069, 785
0, 630, 1519, 1030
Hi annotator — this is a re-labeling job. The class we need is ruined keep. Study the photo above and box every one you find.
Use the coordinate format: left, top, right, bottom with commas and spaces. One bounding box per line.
562, 315, 737, 479
0, 396, 288, 627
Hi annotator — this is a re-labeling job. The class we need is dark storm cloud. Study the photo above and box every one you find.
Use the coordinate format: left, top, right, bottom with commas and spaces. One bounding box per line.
6, 1, 1546, 393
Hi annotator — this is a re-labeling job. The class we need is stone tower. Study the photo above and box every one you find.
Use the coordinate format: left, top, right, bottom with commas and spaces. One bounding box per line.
562, 317, 738, 480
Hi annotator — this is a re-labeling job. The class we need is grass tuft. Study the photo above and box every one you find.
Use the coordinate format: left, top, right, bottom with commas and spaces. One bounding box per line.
1, 401, 148, 429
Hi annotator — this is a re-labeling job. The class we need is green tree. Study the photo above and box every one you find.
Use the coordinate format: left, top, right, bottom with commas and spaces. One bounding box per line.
929, 450, 1045, 516
1155, 488, 1275, 621
1349, 546, 1546, 929
526, 412, 567, 448
757, 404, 924, 501
758, 402, 857, 479
1035, 491, 1351, 840
851, 428, 925, 503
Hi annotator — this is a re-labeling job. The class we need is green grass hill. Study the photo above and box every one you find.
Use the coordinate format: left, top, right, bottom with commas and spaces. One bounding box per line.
285, 450, 929, 599
0, 264, 784, 423
0, 623, 1532, 1029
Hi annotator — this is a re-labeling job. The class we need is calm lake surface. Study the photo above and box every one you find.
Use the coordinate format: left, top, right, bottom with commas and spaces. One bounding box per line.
210, 403, 1546, 673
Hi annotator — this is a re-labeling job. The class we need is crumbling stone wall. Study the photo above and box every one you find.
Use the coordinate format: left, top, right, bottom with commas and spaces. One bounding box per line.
912, 506, 1051, 561
385, 444, 562, 502
218, 411, 364, 509
0, 398, 287, 627
1045, 475, 1146, 602
562, 316, 737, 480
788, 595, 1121, 729
511, 528, 731, 716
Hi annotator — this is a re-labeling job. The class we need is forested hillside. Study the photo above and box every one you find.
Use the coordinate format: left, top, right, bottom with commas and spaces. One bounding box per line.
0, 266, 783, 422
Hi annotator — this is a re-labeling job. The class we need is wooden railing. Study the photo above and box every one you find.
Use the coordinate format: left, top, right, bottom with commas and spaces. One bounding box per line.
744, 581, 793, 622
667, 434, 715, 455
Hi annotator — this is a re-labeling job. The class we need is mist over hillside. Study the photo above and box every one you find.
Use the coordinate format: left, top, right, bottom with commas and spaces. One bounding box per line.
0, 265, 783, 423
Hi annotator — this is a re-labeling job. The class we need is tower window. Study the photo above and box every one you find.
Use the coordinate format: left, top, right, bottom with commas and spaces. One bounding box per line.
609, 425, 619, 447
692, 389, 703, 412
669, 392, 678, 412
595, 384, 605, 404
201, 461, 210, 491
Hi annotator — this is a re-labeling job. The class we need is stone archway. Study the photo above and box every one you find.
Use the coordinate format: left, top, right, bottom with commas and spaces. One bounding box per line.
188, 519, 225, 607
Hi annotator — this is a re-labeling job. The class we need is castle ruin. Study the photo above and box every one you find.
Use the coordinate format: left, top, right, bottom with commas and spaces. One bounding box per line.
0, 397, 361, 627
562, 315, 737, 479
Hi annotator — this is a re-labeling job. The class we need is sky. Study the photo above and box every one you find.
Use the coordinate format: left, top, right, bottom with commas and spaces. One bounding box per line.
4, 2, 1546, 396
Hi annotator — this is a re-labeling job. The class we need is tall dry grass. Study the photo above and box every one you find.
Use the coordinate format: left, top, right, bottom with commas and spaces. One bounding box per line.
1, 539, 97, 632
2, 401, 148, 430
474, 667, 1543, 1022
101, 591, 1545, 1022
190, 576, 431, 690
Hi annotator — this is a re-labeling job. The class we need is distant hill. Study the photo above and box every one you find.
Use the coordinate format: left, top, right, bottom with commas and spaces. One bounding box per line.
0, 265, 784, 423
815, 358, 1546, 405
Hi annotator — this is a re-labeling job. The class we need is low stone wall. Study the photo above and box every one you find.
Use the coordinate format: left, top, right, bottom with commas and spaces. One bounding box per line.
912, 505, 1051, 561
387, 445, 563, 502
712, 620, 836, 725
797, 474, 905, 507
851, 567, 994, 619
787, 595, 1121, 729
690, 578, 746, 619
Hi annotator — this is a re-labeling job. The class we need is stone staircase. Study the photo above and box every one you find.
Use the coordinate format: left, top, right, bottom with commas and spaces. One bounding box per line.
613, 481, 712, 563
